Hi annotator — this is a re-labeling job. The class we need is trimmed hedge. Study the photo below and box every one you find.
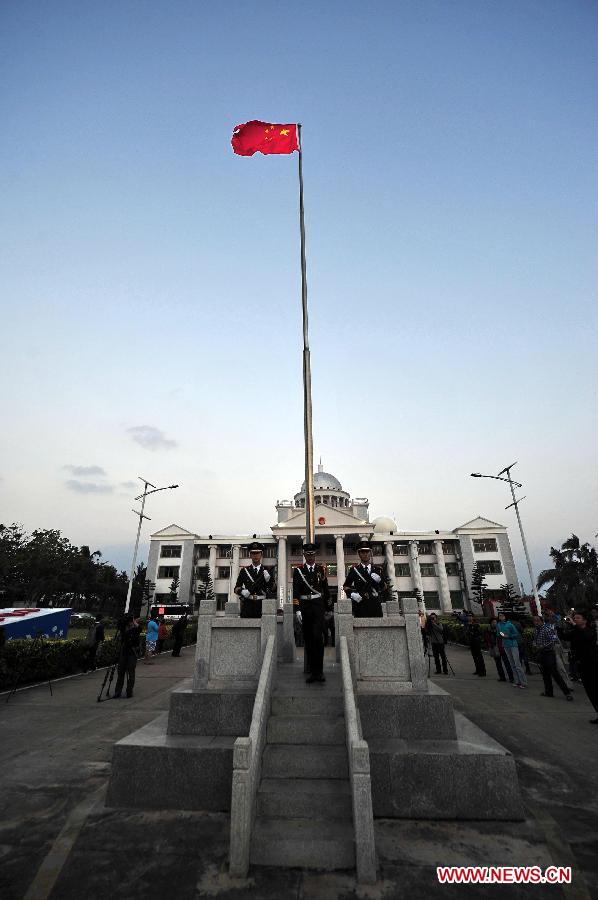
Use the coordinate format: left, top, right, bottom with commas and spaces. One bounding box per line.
0, 624, 197, 691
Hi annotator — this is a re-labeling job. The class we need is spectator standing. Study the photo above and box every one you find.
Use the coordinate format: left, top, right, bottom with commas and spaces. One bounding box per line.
425, 613, 448, 675
144, 615, 159, 664
465, 613, 486, 676
497, 612, 527, 688
560, 611, 598, 723
82, 614, 105, 672
171, 613, 188, 657
156, 616, 168, 654
513, 618, 532, 675
114, 615, 141, 699
485, 617, 513, 683
545, 609, 573, 689
532, 615, 573, 701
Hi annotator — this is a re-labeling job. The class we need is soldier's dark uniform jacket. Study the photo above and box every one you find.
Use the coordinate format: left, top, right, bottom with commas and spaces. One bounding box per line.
343, 562, 387, 617
293, 561, 331, 677
234, 563, 276, 618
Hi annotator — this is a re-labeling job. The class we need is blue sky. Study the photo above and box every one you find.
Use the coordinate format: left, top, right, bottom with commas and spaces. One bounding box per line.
1, 0, 597, 585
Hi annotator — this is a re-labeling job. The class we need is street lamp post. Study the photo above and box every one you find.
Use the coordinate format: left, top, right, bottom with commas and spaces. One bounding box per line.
470, 463, 541, 616
124, 477, 178, 615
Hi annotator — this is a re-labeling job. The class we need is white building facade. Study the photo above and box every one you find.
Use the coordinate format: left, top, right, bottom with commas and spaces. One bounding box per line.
146, 464, 520, 614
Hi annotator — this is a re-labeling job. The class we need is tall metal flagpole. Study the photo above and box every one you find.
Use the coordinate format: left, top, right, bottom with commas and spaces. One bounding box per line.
297, 123, 315, 544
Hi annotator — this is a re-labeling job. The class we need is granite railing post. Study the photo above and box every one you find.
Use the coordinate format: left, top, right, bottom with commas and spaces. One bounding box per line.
261, 599, 277, 655
193, 599, 216, 689
402, 596, 428, 691
229, 635, 276, 878
282, 600, 295, 662
336, 598, 354, 667
340, 637, 377, 884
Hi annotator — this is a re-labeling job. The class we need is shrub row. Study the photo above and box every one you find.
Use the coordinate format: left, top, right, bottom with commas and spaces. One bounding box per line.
440, 620, 536, 657
0, 624, 197, 691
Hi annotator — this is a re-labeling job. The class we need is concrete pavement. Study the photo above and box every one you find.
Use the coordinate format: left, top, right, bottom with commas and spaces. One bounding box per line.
0, 643, 596, 899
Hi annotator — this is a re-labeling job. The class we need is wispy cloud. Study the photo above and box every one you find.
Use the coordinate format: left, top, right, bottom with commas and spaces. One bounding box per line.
127, 425, 177, 451
120, 480, 138, 490
63, 465, 107, 477
66, 480, 114, 494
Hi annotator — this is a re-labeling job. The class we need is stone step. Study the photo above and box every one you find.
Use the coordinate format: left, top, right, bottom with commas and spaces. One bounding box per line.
257, 777, 352, 820
262, 743, 349, 780
250, 816, 355, 870
267, 714, 345, 745
271, 694, 343, 718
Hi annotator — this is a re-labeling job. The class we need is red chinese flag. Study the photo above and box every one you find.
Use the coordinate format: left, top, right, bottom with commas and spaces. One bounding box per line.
232, 120, 299, 156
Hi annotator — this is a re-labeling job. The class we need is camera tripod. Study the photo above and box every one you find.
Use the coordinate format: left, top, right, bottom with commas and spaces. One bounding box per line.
426, 645, 456, 677
97, 633, 122, 702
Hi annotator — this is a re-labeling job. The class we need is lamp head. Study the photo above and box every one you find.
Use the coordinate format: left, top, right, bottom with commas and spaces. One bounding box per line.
470, 473, 482, 478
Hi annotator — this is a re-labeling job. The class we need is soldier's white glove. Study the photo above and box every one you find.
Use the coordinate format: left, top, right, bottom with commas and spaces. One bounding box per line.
241, 589, 250, 598
351, 593, 362, 603
371, 572, 381, 583
296, 610, 302, 623
264, 570, 270, 582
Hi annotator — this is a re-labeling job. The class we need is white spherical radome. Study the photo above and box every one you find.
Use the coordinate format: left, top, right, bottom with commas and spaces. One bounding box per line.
372, 515, 398, 533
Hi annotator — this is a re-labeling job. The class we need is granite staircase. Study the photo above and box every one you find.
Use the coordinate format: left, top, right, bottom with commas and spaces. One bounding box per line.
250, 661, 355, 870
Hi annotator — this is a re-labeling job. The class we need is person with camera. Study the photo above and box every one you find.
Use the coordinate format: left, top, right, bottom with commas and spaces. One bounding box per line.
425, 613, 448, 675
532, 614, 573, 701
114, 615, 141, 699
559, 610, 598, 723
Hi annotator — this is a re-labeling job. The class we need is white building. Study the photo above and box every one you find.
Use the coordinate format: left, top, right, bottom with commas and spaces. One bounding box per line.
146, 463, 520, 614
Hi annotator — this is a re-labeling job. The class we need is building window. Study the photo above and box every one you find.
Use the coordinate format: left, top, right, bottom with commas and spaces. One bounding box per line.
263, 545, 277, 558
195, 546, 210, 559
160, 545, 182, 558
370, 543, 384, 557
445, 562, 460, 576
217, 544, 231, 556
393, 543, 409, 555
395, 563, 411, 577
475, 560, 503, 575
450, 590, 463, 607
397, 590, 415, 600
158, 566, 179, 580
195, 566, 209, 580
217, 566, 230, 579
417, 542, 433, 555
442, 541, 457, 555
216, 594, 227, 611
325, 564, 337, 577
473, 538, 498, 553
420, 564, 436, 577
424, 591, 439, 604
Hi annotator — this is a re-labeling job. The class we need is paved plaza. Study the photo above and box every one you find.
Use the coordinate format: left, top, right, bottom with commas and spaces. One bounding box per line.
1, 643, 596, 899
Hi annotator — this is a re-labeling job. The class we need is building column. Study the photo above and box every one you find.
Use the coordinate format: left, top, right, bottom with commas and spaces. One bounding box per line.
208, 544, 218, 589
434, 539, 452, 613
409, 541, 425, 612
230, 544, 240, 601
335, 534, 345, 601
277, 535, 287, 606
384, 540, 396, 598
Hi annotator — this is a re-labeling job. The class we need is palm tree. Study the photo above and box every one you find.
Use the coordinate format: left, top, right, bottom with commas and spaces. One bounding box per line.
537, 534, 598, 614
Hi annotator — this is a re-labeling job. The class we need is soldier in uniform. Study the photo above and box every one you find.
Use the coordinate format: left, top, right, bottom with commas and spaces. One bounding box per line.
234, 541, 276, 618
293, 542, 331, 683
343, 539, 387, 617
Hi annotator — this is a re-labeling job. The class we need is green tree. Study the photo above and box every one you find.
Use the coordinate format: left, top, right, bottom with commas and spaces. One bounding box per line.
469, 563, 487, 609
196, 571, 215, 609
537, 534, 598, 614
497, 583, 527, 620
169, 576, 180, 602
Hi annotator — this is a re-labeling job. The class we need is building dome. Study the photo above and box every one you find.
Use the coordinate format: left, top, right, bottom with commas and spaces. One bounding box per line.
301, 470, 343, 492
372, 515, 398, 533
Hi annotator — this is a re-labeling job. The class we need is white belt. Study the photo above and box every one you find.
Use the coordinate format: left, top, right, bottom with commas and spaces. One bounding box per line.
300, 593, 322, 600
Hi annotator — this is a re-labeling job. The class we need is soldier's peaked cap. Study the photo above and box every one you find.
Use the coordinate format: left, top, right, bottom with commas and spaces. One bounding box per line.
302, 542, 317, 553
357, 539, 372, 551
248, 541, 265, 552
